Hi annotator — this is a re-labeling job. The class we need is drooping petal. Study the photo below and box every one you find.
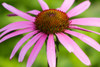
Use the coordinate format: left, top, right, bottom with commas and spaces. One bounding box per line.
38, 0, 49, 10
18, 32, 44, 62
0, 28, 33, 43
65, 30, 100, 51
7, 14, 18, 17
56, 33, 74, 53
61, 33, 91, 66
67, 1, 91, 18
69, 26, 100, 35
26, 34, 47, 67
0, 25, 33, 38
47, 34, 56, 67
0, 21, 33, 32
8, 10, 41, 17
10, 30, 39, 60
2, 3, 35, 22
70, 18, 100, 27
58, 0, 75, 12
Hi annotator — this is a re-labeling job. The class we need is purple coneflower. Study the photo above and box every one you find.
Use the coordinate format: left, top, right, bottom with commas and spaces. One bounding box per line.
1, 0, 100, 67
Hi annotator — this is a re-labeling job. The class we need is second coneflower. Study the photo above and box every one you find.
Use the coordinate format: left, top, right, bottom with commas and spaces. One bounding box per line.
1, 0, 100, 67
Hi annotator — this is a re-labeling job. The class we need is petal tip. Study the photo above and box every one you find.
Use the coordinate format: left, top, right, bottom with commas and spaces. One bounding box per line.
0, 40, 2, 43
2, 2, 7, 6
86, 62, 91, 66
0, 39, 4, 43
9, 57, 12, 60
18, 58, 22, 62
0, 29, 2, 32
10, 55, 13, 60
86, 0, 91, 5
83, 58, 91, 66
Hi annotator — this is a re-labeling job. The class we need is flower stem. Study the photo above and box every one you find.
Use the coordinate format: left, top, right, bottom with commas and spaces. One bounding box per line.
55, 38, 59, 67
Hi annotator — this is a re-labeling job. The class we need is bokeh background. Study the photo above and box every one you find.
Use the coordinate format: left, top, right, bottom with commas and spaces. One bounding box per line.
0, 0, 100, 67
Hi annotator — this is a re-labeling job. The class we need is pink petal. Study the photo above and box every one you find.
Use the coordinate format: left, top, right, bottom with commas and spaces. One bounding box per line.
67, 1, 91, 18
65, 30, 100, 51
26, 34, 47, 67
10, 30, 39, 60
70, 18, 100, 27
27, 10, 40, 15
2, 3, 35, 22
18, 32, 44, 62
0, 25, 33, 38
61, 33, 91, 66
56, 33, 74, 53
38, 0, 49, 10
69, 26, 100, 35
0, 28, 33, 43
8, 10, 40, 17
47, 34, 56, 67
58, 0, 75, 12
0, 21, 33, 32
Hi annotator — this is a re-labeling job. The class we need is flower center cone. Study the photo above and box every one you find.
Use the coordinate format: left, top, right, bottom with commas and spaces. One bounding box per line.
35, 9, 69, 34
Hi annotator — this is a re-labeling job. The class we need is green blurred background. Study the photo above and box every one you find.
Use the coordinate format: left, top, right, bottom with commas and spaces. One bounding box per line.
0, 0, 100, 67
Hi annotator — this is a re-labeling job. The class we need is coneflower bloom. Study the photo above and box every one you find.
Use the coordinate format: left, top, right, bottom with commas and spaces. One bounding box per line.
1, 0, 100, 67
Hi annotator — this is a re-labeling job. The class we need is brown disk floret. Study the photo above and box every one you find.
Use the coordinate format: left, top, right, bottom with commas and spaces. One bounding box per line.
35, 9, 69, 34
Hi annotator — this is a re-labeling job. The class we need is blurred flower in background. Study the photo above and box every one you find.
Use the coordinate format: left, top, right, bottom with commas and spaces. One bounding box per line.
1, 0, 100, 67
